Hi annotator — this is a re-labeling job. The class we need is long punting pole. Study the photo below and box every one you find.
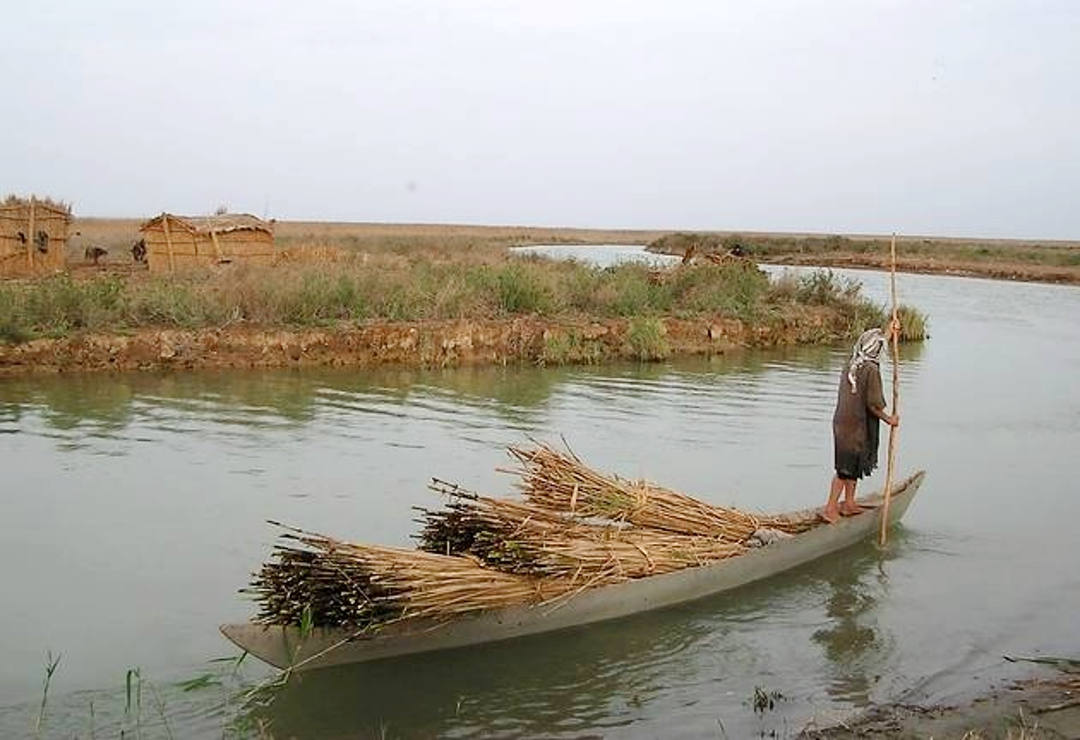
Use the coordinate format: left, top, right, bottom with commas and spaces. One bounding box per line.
879, 233, 901, 546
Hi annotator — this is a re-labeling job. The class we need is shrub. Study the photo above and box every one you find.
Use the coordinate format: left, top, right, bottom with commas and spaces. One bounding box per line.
627, 317, 669, 360
495, 263, 552, 314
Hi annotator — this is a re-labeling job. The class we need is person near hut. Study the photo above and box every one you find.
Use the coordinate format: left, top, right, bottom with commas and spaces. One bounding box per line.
822, 324, 900, 523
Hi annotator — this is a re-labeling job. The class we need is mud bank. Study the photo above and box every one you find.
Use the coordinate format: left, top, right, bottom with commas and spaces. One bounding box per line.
802, 670, 1080, 739
763, 253, 1080, 285
0, 311, 852, 375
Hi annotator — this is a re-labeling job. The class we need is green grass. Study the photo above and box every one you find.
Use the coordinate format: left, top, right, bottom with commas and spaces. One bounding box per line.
0, 256, 910, 346
896, 304, 929, 340
626, 317, 670, 360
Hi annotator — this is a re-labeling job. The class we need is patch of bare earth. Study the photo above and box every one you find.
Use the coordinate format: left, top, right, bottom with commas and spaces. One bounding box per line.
801, 672, 1080, 739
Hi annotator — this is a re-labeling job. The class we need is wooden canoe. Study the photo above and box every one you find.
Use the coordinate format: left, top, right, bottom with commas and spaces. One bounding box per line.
222, 471, 925, 671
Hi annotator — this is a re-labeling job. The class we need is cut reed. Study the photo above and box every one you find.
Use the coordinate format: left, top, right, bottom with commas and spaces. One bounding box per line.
247, 523, 565, 629
417, 481, 748, 583
505, 443, 817, 539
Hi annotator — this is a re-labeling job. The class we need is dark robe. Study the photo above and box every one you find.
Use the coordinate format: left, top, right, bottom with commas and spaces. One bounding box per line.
832, 360, 886, 480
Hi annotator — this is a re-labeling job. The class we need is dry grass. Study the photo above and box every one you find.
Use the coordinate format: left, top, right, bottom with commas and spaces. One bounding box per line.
651, 231, 1080, 282
65, 218, 665, 266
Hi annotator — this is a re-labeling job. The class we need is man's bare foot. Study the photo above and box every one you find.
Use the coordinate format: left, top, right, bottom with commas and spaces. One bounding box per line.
819, 509, 840, 524
840, 504, 865, 516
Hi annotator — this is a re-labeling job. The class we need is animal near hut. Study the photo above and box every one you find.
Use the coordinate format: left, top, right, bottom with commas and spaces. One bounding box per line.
139, 213, 275, 273
0, 195, 71, 277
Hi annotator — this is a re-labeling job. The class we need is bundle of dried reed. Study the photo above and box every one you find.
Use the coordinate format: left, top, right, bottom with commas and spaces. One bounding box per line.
506, 443, 816, 538
247, 523, 561, 629
248, 445, 818, 630
417, 481, 747, 584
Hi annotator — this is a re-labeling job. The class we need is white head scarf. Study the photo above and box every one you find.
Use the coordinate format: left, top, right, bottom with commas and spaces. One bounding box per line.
847, 328, 886, 393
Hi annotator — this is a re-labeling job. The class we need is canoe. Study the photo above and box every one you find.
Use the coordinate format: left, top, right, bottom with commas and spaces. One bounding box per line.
222, 470, 925, 671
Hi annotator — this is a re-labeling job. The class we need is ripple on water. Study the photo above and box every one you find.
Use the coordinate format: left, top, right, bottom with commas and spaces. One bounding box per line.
1, 264, 1079, 737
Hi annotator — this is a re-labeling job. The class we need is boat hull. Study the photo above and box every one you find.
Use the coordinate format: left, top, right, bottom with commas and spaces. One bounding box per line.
222, 471, 925, 670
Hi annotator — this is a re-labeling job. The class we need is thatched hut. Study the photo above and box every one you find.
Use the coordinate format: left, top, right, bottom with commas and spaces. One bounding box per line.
0, 195, 71, 277
139, 213, 275, 273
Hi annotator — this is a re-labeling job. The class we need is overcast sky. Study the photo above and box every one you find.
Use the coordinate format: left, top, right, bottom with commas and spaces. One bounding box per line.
3, 1, 1078, 237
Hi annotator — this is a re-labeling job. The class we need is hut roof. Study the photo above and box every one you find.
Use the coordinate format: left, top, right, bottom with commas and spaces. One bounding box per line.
141, 213, 273, 236
1, 195, 73, 216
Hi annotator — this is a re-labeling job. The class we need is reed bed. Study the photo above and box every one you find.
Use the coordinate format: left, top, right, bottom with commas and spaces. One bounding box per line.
506, 443, 817, 538
416, 481, 747, 583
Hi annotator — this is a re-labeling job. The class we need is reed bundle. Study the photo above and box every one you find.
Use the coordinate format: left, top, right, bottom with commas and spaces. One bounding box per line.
248, 445, 818, 630
248, 524, 561, 629
417, 481, 747, 583
506, 443, 816, 538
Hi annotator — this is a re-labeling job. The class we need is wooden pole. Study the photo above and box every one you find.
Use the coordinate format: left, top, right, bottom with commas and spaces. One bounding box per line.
879, 233, 901, 546
26, 196, 36, 270
209, 228, 226, 262
161, 214, 176, 272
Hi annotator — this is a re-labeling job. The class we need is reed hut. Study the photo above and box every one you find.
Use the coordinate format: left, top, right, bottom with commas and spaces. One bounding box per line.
0, 195, 71, 277
139, 213, 275, 273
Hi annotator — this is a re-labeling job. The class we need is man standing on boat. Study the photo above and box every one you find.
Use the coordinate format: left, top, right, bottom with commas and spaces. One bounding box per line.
822, 325, 900, 523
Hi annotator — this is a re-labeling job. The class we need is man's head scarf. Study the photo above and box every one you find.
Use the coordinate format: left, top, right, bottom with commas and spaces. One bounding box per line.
848, 328, 886, 393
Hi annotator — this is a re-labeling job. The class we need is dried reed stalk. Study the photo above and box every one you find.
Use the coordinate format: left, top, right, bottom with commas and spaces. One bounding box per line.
506, 443, 817, 539
247, 523, 564, 629
417, 481, 747, 583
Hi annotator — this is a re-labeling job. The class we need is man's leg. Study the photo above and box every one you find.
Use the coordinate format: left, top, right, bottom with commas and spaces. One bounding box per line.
840, 479, 864, 515
823, 476, 844, 523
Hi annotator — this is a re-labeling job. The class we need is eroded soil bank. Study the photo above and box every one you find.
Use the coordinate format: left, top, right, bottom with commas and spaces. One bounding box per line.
0, 309, 851, 375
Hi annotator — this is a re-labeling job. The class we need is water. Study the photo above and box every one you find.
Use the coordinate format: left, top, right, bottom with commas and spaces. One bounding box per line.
1, 254, 1078, 737
511, 243, 681, 268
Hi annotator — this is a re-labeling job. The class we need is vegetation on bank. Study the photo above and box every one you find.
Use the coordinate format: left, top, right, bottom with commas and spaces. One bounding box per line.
0, 255, 926, 346
650, 232, 1080, 269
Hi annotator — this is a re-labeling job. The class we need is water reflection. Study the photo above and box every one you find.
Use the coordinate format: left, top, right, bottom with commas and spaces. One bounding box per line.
0, 340, 924, 444
810, 539, 905, 707
250, 537, 903, 739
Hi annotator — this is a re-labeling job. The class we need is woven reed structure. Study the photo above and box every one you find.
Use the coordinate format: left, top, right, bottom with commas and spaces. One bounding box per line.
0, 195, 71, 277
139, 213, 275, 273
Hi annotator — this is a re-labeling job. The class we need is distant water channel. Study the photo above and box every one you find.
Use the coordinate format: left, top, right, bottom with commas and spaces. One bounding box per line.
1, 249, 1078, 737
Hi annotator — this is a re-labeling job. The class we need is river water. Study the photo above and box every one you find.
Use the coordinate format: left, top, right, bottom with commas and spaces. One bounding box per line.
1, 254, 1077, 738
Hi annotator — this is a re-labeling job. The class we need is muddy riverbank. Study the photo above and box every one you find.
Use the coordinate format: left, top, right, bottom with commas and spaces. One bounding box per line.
0, 309, 853, 375
803, 666, 1080, 738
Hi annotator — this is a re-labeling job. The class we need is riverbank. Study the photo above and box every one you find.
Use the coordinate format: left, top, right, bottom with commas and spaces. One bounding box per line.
0, 310, 859, 375
0, 249, 925, 375
802, 666, 1080, 738
762, 252, 1080, 285
649, 232, 1080, 286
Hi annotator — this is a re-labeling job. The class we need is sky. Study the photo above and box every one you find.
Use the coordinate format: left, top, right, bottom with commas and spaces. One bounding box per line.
3, 0, 1078, 238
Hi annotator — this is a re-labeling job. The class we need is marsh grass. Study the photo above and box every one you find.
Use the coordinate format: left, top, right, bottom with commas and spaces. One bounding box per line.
627, 317, 670, 360
896, 304, 929, 340
768, 269, 928, 339
0, 256, 867, 343
651, 232, 1080, 269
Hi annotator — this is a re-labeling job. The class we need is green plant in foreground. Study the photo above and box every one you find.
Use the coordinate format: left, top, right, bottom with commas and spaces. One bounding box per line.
34, 650, 61, 738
